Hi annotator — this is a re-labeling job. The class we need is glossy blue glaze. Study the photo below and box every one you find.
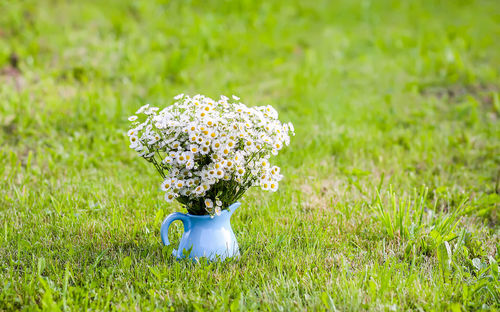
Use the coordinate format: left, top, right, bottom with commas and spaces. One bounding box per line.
161, 202, 241, 261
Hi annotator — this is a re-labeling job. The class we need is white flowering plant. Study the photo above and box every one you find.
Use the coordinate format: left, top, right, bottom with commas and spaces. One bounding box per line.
127, 94, 294, 216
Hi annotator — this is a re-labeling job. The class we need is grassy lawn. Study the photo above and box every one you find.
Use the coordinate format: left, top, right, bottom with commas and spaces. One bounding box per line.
1, 0, 499, 310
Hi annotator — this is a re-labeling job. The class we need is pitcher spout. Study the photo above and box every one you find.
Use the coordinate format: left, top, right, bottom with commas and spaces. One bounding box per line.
227, 202, 241, 217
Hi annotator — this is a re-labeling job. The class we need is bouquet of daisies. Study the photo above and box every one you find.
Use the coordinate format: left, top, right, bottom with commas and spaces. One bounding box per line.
127, 94, 294, 216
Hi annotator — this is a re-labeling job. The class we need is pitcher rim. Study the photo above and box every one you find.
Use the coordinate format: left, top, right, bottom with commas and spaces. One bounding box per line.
185, 202, 240, 218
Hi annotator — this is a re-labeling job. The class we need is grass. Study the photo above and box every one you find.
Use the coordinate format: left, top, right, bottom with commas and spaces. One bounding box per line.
0, 0, 499, 310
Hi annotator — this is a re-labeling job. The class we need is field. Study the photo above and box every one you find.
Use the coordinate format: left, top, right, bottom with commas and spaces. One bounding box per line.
0, 0, 499, 310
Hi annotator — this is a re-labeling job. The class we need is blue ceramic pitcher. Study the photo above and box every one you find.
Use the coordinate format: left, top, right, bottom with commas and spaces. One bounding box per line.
161, 202, 241, 261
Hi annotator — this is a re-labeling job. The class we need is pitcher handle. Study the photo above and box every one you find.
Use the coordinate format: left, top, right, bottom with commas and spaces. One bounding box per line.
228, 202, 241, 216
160, 212, 190, 257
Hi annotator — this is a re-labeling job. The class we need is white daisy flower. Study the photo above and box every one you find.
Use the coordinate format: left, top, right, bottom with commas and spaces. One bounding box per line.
271, 166, 280, 175
215, 169, 224, 179
190, 144, 199, 154
194, 185, 204, 195
161, 179, 172, 191
197, 110, 209, 119
212, 140, 222, 150
200, 146, 210, 155
177, 153, 187, 164
221, 146, 231, 156
183, 151, 194, 162
171, 141, 181, 149
235, 166, 245, 176
174, 180, 184, 189
205, 198, 214, 209
261, 180, 270, 191
133, 144, 144, 151
148, 136, 159, 145
227, 140, 236, 148
165, 191, 176, 202
145, 107, 159, 115
129, 135, 139, 144
136, 104, 149, 114
206, 119, 217, 127
202, 139, 211, 147
189, 134, 198, 143
162, 156, 173, 165
225, 160, 234, 169
209, 131, 218, 139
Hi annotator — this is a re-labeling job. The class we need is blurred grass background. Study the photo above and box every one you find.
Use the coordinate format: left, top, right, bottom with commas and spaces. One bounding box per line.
0, 0, 499, 310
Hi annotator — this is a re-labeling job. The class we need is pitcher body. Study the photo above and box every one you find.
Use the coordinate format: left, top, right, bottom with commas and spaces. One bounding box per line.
161, 202, 240, 261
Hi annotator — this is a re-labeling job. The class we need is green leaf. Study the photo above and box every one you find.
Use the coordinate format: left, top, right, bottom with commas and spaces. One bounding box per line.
37, 257, 46, 276
489, 256, 498, 279
122, 256, 132, 270
437, 242, 451, 281
321, 292, 330, 309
